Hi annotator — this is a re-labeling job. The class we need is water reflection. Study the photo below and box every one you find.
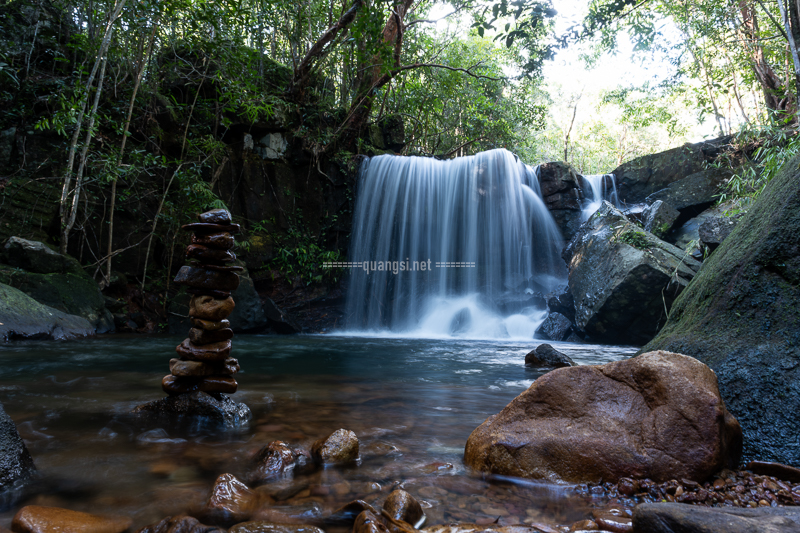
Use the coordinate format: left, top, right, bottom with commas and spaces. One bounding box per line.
0, 335, 637, 528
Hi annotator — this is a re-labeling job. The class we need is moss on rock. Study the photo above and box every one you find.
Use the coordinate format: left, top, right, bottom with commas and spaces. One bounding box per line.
642, 153, 800, 465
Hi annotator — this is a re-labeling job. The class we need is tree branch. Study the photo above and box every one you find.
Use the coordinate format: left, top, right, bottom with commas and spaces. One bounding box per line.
391, 62, 505, 81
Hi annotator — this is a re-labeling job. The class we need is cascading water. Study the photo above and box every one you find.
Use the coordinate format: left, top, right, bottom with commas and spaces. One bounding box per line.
581, 173, 619, 220
343, 148, 567, 339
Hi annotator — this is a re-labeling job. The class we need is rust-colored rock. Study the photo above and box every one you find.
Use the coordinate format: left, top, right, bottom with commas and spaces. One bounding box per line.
186, 244, 236, 264
169, 357, 239, 377
136, 514, 224, 533
191, 318, 231, 331
311, 428, 359, 465
176, 339, 231, 362
190, 295, 235, 322
192, 232, 235, 250
182, 223, 241, 234
197, 209, 232, 225
189, 327, 234, 345
162, 375, 237, 395
187, 288, 231, 299
746, 461, 800, 483
353, 511, 389, 533
203, 473, 269, 527
249, 441, 302, 484
12, 505, 132, 533
229, 523, 325, 533
464, 351, 742, 484
174, 266, 240, 291
383, 489, 424, 526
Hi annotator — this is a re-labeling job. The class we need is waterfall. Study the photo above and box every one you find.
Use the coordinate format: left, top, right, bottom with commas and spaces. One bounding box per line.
581, 173, 619, 220
343, 149, 567, 339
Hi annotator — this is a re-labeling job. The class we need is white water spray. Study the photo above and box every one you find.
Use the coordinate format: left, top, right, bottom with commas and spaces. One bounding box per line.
343, 149, 567, 339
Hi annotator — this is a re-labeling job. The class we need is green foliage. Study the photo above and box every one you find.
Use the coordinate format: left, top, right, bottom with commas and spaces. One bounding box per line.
717, 126, 800, 213
617, 230, 652, 249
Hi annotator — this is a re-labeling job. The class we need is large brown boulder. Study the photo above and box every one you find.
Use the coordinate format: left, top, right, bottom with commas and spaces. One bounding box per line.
464, 351, 742, 484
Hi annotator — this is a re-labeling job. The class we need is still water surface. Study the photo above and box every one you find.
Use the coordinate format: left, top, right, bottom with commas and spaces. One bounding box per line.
0, 335, 637, 529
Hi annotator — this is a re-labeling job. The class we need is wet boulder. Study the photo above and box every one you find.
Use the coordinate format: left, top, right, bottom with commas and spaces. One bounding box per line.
524, 344, 574, 368
1, 403, 36, 493
464, 351, 742, 484
202, 473, 270, 527
229, 523, 325, 533
249, 441, 305, 484
544, 287, 574, 323
383, 489, 424, 526
632, 502, 800, 533
12, 506, 132, 533
0, 283, 94, 341
132, 391, 251, 433
534, 312, 573, 342
642, 200, 680, 238
536, 161, 585, 241
311, 429, 359, 465
642, 152, 800, 465
563, 202, 701, 345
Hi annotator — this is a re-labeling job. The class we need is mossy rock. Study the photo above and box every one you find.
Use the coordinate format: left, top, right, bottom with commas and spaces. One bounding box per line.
0, 269, 109, 331
642, 153, 800, 465
0, 283, 93, 341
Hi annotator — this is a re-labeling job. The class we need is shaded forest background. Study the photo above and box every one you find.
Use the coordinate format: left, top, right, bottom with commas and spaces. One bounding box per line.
2, 0, 800, 328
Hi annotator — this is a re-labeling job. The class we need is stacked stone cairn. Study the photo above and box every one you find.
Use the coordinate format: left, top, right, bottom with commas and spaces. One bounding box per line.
163, 209, 243, 395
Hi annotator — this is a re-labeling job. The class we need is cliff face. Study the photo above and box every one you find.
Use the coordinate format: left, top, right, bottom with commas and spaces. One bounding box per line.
642, 153, 800, 465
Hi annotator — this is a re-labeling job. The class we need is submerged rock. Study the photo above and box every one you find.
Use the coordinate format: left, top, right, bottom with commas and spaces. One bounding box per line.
0, 404, 36, 493
642, 152, 800, 465
383, 489, 424, 526
12, 505, 132, 533
0, 283, 94, 341
249, 441, 304, 484
632, 502, 800, 533
564, 202, 701, 345
464, 351, 742, 484
203, 473, 268, 527
524, 344, 574, 368
311, 429, 359, 464
136, 515, 224, 533
229, 523, 325, 533
132, 391, 251, 433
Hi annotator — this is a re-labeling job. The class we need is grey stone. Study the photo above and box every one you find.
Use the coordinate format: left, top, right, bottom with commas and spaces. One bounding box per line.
698, 213, 740, 251
612, 136, 732, 204
0, 403, 36, 491
545, 287, 575, 323
524, 344, 575, 367
2, 236, 82, 275
0, 283, 94, 341
534, 312, 573, 342
228, 266, 267, 333
564, 202, 701, 345
132, 391, 251, 433
642, 200, 680, 237
263, 298, 301, 334
537, 162, 585, 241
632, 502, 800, 533
645, 168, 731, 213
